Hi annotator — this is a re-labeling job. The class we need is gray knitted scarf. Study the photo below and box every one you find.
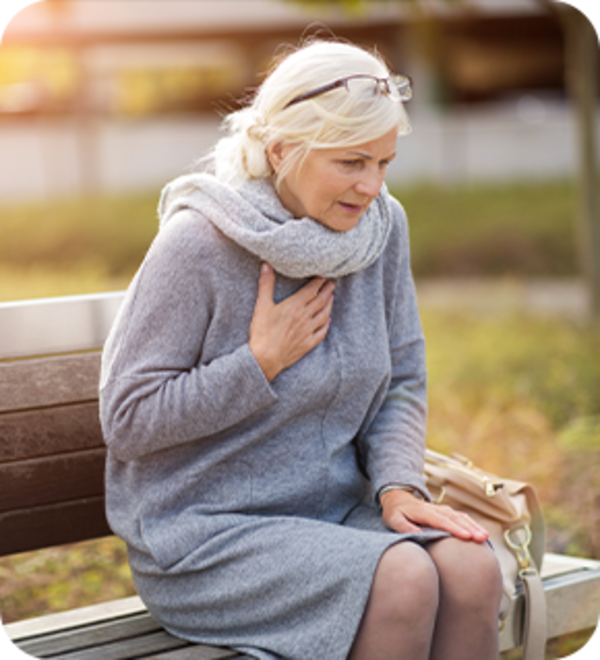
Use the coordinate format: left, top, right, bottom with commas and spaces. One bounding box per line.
158, 173, 392, 279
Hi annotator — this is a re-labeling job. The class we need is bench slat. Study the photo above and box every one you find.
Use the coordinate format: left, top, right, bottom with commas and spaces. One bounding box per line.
5, 596, 148, 639
8, 599, 243, 660
0, 448, 105, 514
44, 629, 191, 660
0, 353, 101, 413
0, 402, 102, 462
0, 496, 111, 556
545, 567, 600, 639
150, 647, 246, 659
15, 612, 161, 656
18, 623, 241, 660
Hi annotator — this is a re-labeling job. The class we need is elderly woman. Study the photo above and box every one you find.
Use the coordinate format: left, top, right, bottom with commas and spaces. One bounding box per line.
100, 40, 503, 660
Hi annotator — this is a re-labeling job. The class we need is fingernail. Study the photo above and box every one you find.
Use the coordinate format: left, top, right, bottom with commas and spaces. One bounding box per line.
261, 264, 270, 274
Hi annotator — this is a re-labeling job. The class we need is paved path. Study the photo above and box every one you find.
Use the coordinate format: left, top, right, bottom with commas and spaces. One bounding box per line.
415, 278, 590, 320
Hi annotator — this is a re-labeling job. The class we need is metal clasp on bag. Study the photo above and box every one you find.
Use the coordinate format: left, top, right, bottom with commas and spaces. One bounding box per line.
432, 486, 446, 505
504, 525, 533, 571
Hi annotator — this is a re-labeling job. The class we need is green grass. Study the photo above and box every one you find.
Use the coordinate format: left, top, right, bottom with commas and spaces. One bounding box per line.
0, 264, 132, 302
0, 191, 158, 275
424, 310, 600, 432
0, 191, 157, 300
0, 178, 582, 302
394, 180, 579, 277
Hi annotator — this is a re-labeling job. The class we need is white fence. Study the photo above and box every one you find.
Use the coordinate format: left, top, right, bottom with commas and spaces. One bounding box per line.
0, 98, 596, 202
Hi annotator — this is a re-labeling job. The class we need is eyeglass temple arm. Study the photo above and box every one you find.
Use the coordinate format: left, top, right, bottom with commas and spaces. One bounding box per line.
284, 79, 347, 108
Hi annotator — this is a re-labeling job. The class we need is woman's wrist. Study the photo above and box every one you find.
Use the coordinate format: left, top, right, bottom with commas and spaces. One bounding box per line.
377, 484, 426, 507
248, 341, 280, 382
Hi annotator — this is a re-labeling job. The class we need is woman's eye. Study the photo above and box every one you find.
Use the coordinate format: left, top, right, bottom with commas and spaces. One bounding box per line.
341, 159, 361, 168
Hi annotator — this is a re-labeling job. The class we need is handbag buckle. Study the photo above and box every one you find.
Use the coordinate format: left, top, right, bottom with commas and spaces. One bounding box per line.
432, 486, 446, 505
504, 525, 533, 570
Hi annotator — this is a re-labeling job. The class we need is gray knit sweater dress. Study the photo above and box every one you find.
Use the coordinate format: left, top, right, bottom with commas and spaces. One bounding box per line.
99, 174, 447, 660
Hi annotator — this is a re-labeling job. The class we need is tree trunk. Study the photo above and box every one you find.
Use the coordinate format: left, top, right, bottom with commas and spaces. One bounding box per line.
563, 7, 600, 318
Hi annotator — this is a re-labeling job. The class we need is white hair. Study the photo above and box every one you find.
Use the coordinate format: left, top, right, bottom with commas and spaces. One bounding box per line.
208, 40, 411, 185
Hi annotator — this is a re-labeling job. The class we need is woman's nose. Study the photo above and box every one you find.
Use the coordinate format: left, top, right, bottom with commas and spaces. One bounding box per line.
355, 169, 385, 198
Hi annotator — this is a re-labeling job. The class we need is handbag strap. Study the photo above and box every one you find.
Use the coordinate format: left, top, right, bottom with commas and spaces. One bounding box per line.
520, 567, 547, 660
505, 526, 547, 659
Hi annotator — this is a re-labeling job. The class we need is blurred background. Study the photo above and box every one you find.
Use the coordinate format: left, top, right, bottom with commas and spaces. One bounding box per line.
0, 0, 589, 193
0, 1, 599, 656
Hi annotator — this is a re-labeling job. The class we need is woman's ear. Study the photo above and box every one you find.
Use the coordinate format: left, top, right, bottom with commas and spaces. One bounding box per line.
266, 140, 287, 173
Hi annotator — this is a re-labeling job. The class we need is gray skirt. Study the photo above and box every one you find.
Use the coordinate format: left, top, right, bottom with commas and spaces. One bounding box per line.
129, 503, 448, 660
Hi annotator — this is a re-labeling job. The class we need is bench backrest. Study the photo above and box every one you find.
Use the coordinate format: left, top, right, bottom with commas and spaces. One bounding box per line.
0, 292, 124, 556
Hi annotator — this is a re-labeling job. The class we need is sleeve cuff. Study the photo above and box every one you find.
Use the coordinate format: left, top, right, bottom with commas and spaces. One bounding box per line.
374, 481, 432, 507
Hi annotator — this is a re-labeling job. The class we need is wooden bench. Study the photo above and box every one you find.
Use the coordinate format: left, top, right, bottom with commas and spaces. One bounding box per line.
1, 292, 600, 659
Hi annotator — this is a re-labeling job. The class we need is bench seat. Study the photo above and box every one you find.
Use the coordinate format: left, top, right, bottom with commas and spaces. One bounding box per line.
5, 596, 244, 659
5, 553, 600, 659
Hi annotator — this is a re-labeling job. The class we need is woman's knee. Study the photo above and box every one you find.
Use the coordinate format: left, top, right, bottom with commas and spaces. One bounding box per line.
349, 544, 439, 660
373, 542, 440, 622
427, 537, 503, 614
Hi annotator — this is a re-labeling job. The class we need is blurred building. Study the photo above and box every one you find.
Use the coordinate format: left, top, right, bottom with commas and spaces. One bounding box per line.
0, 0, 596, 200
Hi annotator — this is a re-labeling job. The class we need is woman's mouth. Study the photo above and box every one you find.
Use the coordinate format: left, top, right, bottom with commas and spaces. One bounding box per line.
338, 201, 365, 214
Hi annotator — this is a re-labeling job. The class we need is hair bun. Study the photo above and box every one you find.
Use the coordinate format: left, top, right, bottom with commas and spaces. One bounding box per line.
246, 117, 267, 142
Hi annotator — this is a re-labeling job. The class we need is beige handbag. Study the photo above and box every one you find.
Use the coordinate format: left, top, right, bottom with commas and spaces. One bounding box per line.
424, 449, 547, 660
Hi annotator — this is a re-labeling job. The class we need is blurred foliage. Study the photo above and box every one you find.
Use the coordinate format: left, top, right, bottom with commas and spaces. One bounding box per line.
0, 45, 78, 113
502, 627, 596, 660
285, 0, 464, 9
557, 416, 600, 556
115, 63, 241, 116
422, 309, 600, 558
0, 46, 77, 92
0, 43, 244, 116
0, 537, 135, 624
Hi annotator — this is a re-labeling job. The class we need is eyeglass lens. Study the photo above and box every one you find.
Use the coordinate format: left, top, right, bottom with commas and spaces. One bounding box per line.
344, 75, 411, 102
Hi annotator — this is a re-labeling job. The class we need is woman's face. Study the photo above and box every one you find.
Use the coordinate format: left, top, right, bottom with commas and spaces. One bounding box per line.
268, 128, 398, 232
